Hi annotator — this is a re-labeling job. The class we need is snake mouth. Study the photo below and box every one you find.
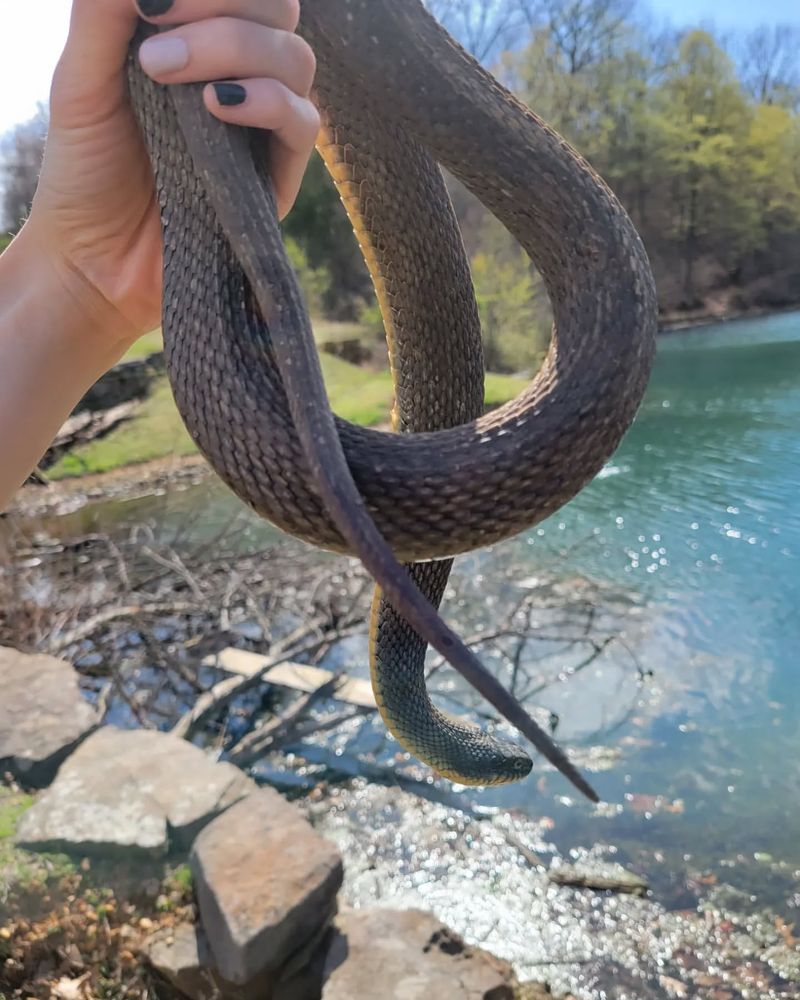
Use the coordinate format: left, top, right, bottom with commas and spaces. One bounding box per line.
433, 746, 534, 787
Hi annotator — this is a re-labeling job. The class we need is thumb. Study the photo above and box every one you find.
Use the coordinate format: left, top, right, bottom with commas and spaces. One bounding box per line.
50, 0, 141, 126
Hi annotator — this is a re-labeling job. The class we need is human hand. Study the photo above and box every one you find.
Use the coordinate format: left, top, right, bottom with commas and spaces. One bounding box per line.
25, 0, 320, 346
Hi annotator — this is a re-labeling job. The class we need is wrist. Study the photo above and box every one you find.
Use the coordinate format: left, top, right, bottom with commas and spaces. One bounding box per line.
9, 220, 145, 367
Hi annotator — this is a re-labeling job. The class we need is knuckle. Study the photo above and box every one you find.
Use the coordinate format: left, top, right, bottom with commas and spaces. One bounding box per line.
215, 16, 245, 54
308, 102, 322, 129
286, 34, 317, 92
305, 102, 322, 137
277, 0, 301, 32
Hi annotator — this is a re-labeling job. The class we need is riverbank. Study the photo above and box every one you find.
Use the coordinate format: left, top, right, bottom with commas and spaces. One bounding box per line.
6, 453, 211, 521
2, 515, 799, 998
1, 655, 564, 1000
659, 299, 800, 332
35, 337, 525, 487
16, 300, 797, 499
4, 304, 800, 996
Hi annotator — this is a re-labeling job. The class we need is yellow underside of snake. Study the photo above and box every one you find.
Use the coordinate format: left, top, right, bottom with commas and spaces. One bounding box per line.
127, 0, 656, 794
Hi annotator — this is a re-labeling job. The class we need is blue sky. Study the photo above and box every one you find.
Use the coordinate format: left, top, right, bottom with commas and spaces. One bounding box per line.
0, 0, 798, 135
649, 0, 800, 30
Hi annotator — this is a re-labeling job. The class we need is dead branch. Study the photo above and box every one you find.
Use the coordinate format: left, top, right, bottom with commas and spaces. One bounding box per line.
226, 677, 340, 768
48, 601, 196, 654
171, 621, 363, 740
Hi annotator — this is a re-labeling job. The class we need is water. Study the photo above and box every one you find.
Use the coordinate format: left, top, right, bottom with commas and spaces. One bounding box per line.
25, 310, 800, 906
474, 309, 800, 899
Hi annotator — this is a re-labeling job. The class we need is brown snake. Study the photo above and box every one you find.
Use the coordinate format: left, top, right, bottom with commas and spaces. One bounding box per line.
127, 0, 657, 798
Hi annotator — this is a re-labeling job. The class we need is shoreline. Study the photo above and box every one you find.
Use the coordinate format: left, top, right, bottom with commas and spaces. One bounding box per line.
5, 453, 211, 522
6, 303, 798, 522
658, 299, 800, 332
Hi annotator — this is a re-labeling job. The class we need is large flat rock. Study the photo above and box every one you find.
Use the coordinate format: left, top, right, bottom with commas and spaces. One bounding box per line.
0, 646, 99, 787
15, 727, 252, 857
322, 909, 517, 1000
191, 789, 343, 985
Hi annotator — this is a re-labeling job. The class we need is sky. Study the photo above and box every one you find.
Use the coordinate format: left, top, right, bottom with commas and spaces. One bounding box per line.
0, 0, 799, 135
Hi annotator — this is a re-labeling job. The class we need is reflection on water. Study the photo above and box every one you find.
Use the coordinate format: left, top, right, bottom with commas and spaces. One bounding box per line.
23, 310, 800, 904
475, 311, 800, 887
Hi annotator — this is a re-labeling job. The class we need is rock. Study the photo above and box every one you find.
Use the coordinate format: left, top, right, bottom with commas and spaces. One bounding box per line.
145, 924, 218, 1000
322, 909, 517, 999
515, 984, 570, 1000
0, 646, 99, 787
16, 727, 252, 857
272, 928, 331, 1000
191, 789, 343, 985
144, 924, 273, 1000
74, 353, 163, 414
548, 862, 649, 896
144, 918, 333, 1000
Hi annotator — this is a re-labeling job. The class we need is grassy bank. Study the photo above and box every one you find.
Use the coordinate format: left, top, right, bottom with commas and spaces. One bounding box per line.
49, 333, 527, 480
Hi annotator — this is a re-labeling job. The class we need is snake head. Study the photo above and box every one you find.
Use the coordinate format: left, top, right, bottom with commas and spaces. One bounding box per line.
433, 727, 534, 786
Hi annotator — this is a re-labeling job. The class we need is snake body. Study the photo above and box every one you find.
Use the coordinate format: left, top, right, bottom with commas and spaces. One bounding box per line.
127, 0, 657, 794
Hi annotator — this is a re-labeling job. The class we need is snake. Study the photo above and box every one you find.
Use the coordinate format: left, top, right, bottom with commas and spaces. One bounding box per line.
126, 0, 656, 798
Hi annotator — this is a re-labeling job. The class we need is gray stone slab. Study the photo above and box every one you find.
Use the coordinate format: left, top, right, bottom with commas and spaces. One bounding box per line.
15, 727, 253, 857
144, 919, 331, 1000
322, 908, 517, 1000
191, 789, 343, 984
0, 646, 99, 787
144, 923, 273, 1000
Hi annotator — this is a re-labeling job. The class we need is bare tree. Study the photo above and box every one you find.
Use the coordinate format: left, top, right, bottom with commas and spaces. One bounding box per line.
539, 0, 634, 74
1, 105, 48, 234
425, 0, 540, 62
739, 24, 800, 109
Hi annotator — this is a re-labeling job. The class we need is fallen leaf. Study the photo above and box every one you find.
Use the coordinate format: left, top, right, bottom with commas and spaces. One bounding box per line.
693, 873, 718, 886
53, 973, 92, 1000
775, 916, 798, 948
659, 974, 689, 997
625, 793, 684, 815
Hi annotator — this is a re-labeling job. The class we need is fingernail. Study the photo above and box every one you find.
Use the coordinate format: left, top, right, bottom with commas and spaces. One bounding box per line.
139, 36, 189, 76
137, 0, 174, 15
213, 83, 247, 107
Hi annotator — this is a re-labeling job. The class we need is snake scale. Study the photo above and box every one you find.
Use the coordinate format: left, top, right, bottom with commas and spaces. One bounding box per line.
127, 0, 657, 797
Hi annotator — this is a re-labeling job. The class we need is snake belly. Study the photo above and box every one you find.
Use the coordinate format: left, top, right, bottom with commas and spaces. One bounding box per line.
126, 0, 657, 792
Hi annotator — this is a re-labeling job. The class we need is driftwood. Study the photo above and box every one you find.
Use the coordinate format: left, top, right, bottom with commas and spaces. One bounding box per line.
40, 402, 139, 470
171, 622, 365, 740
548, 864, 649, 896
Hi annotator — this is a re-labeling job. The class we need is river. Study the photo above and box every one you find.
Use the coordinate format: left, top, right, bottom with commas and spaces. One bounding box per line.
28, 310, 800, 911
495, 309, 800, 897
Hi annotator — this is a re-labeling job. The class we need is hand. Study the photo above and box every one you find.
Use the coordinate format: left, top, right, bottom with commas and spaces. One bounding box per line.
25, 0, 320, 345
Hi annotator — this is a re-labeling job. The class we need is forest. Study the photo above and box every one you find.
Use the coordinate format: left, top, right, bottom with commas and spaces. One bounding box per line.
2, 0, 800, 372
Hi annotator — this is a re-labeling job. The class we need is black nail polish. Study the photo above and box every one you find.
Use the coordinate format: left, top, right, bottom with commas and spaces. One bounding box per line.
138, 0, 174, 16
214, 83, 247, 107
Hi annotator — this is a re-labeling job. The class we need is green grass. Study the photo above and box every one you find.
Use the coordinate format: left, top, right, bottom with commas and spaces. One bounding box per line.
313, 319, 373, 345
49, 378, 196, 479
0, 788, 77, 897
0, 790, 35, 840
484, 371, 527, 407
51, 349, 526, 480
122, 327, 163, 362
321, 354, 396, 425
122, 320, 372, 362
